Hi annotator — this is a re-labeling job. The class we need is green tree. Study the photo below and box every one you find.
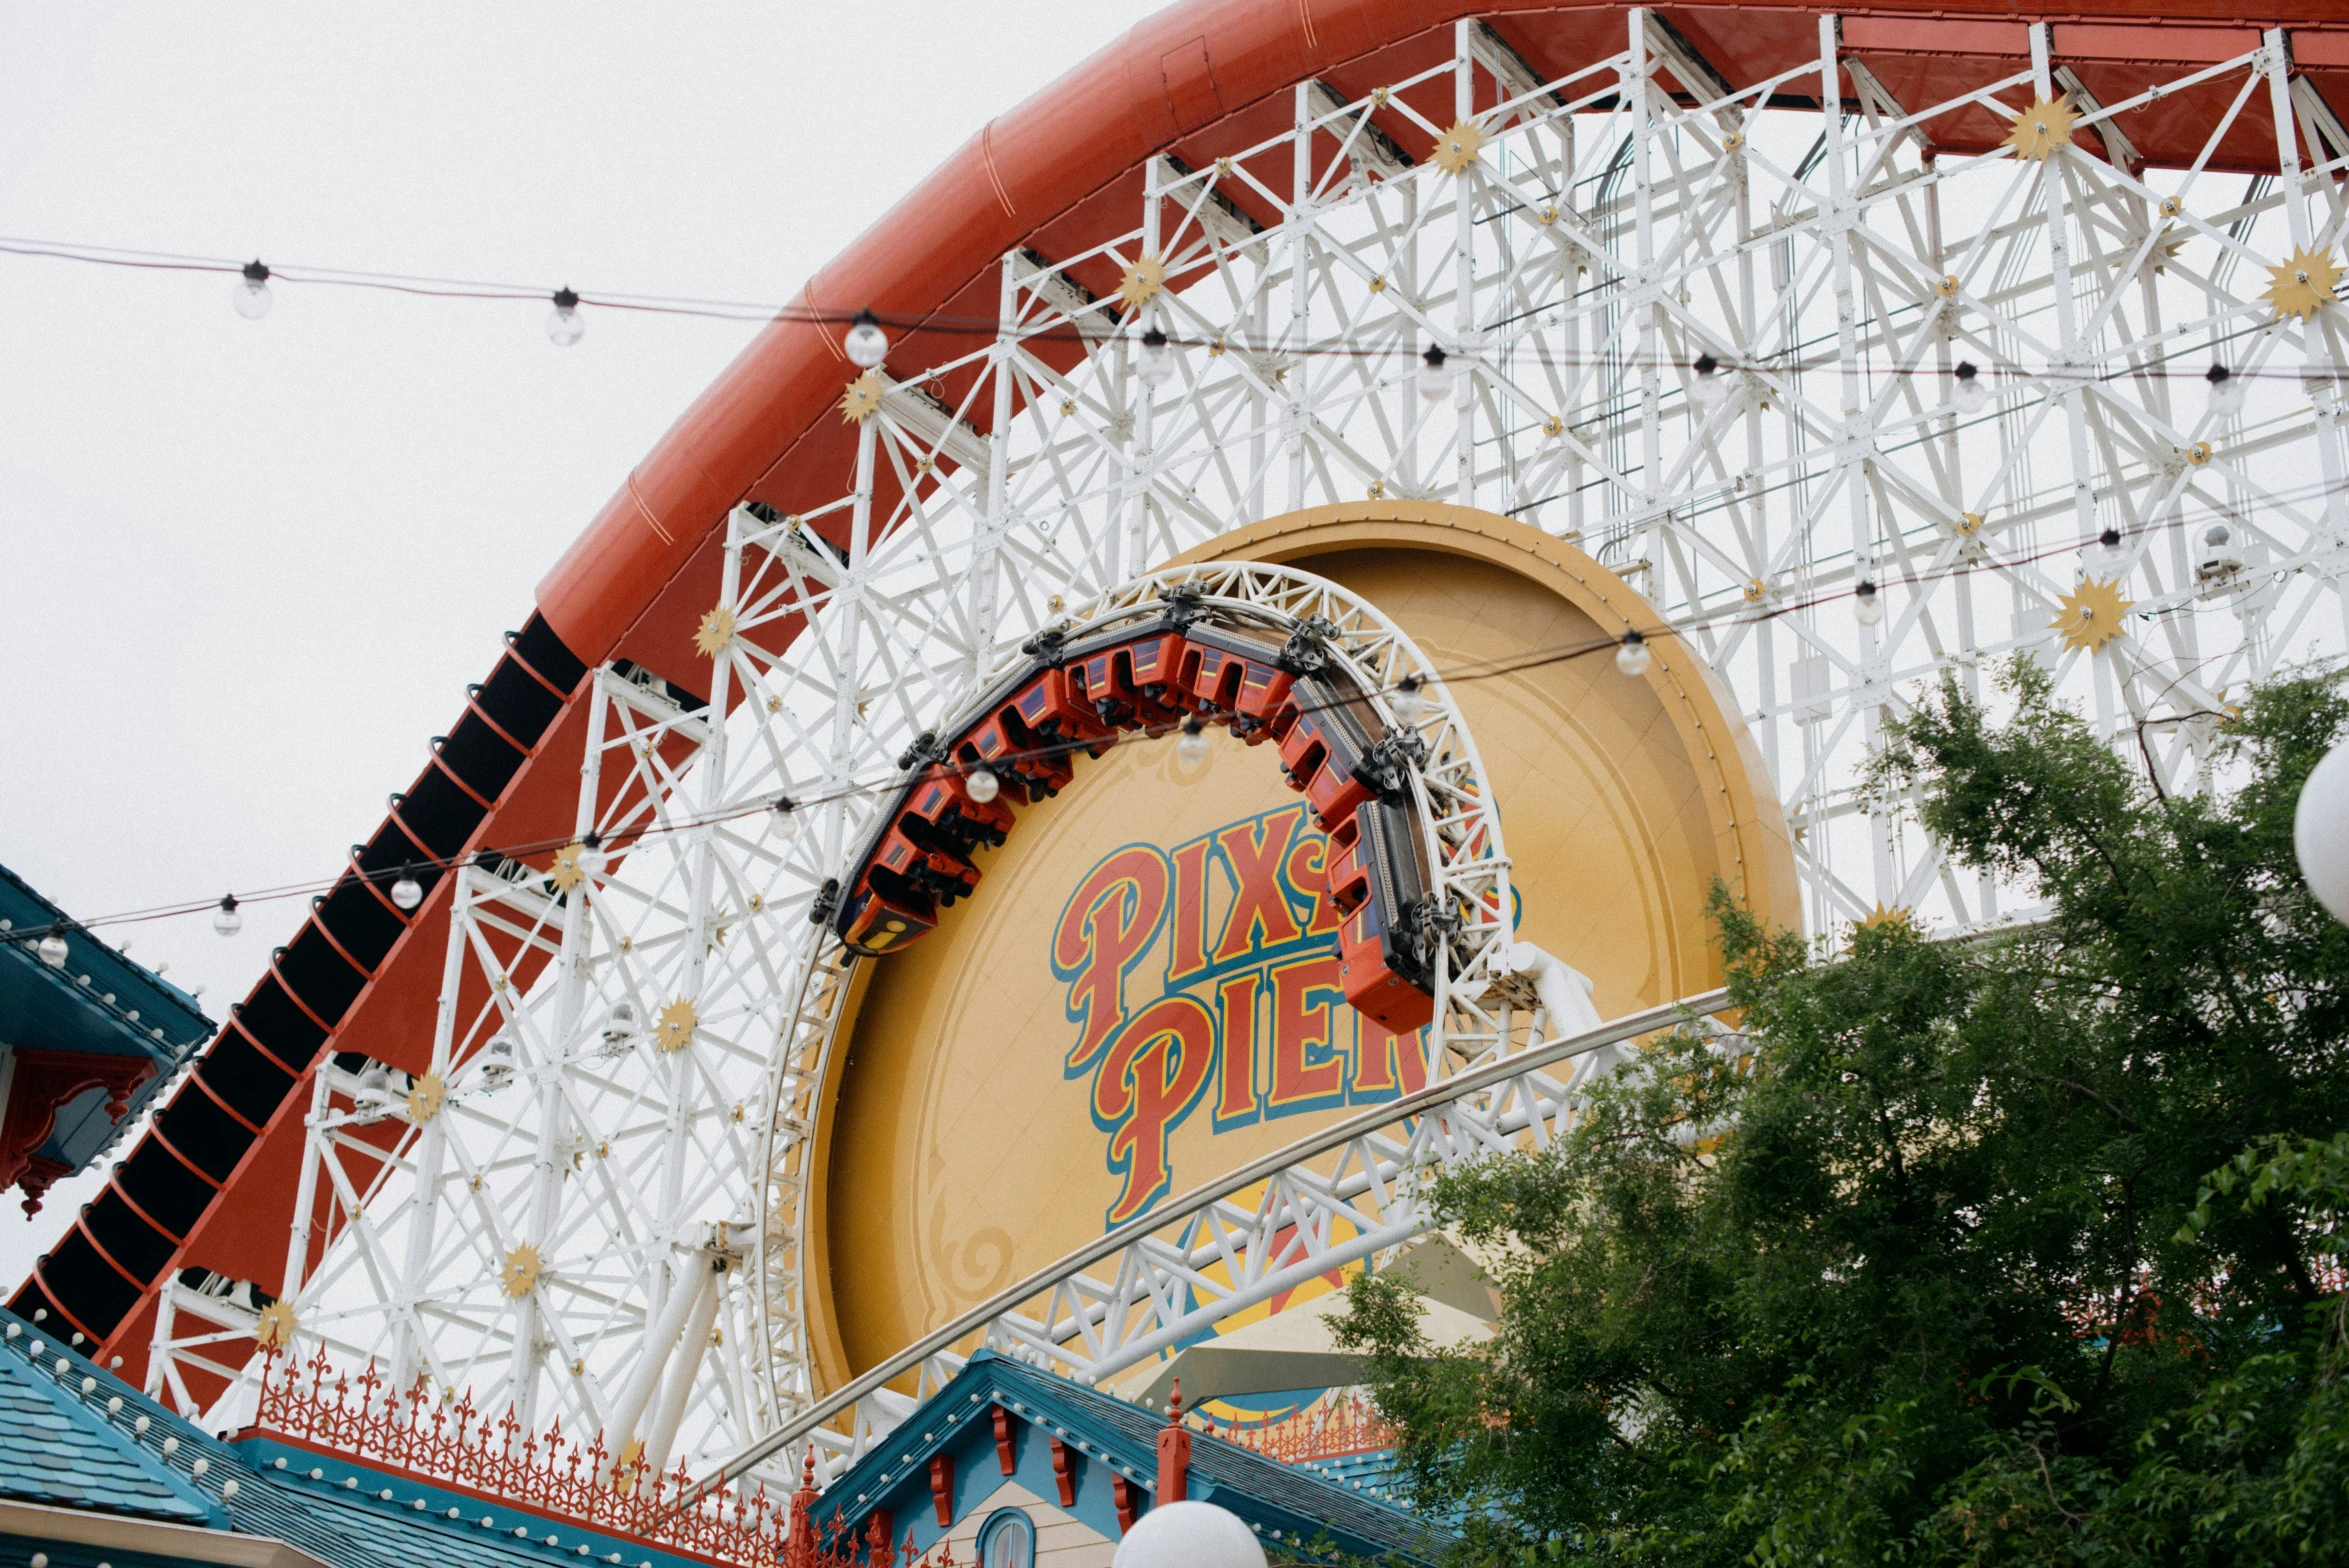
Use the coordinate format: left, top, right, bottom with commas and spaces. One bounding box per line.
1335, 661, 2349, 1565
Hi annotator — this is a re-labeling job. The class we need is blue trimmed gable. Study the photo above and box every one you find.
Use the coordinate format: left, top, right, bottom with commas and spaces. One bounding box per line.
812, 1353, 1444, 1566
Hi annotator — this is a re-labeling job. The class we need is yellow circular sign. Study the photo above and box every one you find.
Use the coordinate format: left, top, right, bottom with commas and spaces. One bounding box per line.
804, 505, 1796, 1390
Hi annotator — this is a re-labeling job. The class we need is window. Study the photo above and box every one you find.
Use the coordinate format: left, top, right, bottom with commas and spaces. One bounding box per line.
978, 1509, 1035, 1568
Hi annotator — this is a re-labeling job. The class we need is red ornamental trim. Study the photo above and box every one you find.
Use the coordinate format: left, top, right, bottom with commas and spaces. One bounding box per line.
1225, 1393, 1397, 1465
249, 1350, 783, 1568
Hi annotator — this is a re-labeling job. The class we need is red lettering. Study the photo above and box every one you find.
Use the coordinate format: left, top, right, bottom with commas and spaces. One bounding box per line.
1352, 1015, 1427, 1096
1093, 995, 1217, 1224
1213, 809, 1304, 963
1269, 955, 1346, 1107
1169, 837, 1212, 984
1283, 831, 1343, 936
1214, 972, 1260, 1125
1054, 846, 1172, 1072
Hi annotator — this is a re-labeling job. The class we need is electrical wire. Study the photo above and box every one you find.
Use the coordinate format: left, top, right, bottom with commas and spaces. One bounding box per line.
4, 475, 2335, 956
0, 233, 2330, 382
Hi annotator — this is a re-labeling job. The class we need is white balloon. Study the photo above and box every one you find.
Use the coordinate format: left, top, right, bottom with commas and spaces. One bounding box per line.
1112, 1501, 1266, 1568
2296, 742, 2349, 925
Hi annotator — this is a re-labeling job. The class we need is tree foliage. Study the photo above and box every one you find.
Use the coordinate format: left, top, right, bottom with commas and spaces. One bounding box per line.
1335, 662, 2349, 1565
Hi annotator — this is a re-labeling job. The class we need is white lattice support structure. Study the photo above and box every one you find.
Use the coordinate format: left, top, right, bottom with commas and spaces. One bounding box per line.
155, 6, 2349, 1498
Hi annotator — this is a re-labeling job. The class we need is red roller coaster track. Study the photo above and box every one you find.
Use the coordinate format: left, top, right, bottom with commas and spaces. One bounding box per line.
22, 0, 2349, 1385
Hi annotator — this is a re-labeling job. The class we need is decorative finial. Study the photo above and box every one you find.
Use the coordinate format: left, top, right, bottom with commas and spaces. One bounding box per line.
1166, 1378, 1182, 1424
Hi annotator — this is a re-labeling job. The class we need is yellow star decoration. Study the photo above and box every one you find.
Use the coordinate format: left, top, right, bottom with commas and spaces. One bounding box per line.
404, 1070, 447, 1123
839, 369, 885, 423
655, 997, 699, 1053
2262, 244, 2342, 323
499, 1244, 543, 1300
1857, 903, 1916, 934
2050, 577, 2133, 654
693, 604, 737, 659
1116, 254, 1165, 309
254, 1299, 298, 1351
1431, 120, 1486, 175
549, 841, 590, 893
2004, 95, 2075, 161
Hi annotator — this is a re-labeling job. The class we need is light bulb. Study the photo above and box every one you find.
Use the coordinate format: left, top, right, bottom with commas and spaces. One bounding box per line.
1854, 579, 1885, 627
601, 1000, 640, 1055
546, 287, 584, 347
213, 896, 243, 937
1390, 675, 1429, 725
1175, 717, 1210, 769
390, 868, 423, 911
766, 795, 800, 841
1952, 361, 1990, 413
2207, 363, 2246, 417
36, 932, 68, 968
233, 260, 273, 320
481, 1033, 516, 1091
1417, 345, 1455, 402
1616, 632, 1651, 677
966, 767, 1002, 804
352, 1064, 393, 1124
844, 310, 889, 369
578, 833, 607, 877
2296, 741, 2349, 925
1689, 353, 1729, 410
1137, 327, 1175, 388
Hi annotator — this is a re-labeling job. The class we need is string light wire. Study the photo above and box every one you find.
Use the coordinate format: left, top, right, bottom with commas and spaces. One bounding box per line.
0, 234, 2324, 385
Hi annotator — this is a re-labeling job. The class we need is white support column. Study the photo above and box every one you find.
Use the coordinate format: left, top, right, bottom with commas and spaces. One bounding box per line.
390, 904, 472, 1390
1630, 9, 1662, 561
2268, 30, 2349, 643
1288, 82, 1315, 514
1454, 18, 1479, 507
604, 1241, 719, 1476
970, 253, 1021, 685
1128, 159, 1164, 578
643, 1257, 726, 1476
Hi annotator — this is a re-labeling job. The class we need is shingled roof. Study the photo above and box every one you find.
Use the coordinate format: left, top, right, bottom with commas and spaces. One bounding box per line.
0, 1308, 734, 1568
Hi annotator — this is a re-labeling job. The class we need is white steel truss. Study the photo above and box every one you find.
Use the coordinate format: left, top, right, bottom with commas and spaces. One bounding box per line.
150, 7, 2349, 1499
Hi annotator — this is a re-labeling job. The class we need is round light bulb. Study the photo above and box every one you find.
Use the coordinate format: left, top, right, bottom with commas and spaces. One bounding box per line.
1616, 632, 1652, 677
545, 288, 584, 347
390, 869, 424, 911
1688, 353, 1729, 410
1417, 345, 1455, 402
577, 834, 607, 877
1952, 361, 1990, 413
844, 310, 889, 369
1390, 676, 1429, 725
213, 896, 243, 937
36, 933, 68, 968
1854, 579, 1886, 627
766, 795, 801, 841
1175, 718, 1211, 769
602, 1000, 640, 1055
965, 767, 1002, 804
1137, 327, 1175, 388
233, 260, 273, 320
2207, 363, 2247, 417
1111, 1500, 1265, 1568
2297, 741, 2349, 925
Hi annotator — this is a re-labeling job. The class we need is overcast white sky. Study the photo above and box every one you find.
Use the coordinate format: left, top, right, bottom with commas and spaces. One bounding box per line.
0, 1, 1169, 1281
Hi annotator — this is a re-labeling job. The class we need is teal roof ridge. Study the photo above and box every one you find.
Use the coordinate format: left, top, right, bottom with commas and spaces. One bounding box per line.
0, 1312, 221, 1527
